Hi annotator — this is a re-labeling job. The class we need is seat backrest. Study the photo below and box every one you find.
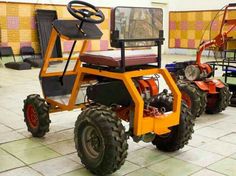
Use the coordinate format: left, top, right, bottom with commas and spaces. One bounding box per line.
36, 9, 62, 58
0, 47, 14, 57
110, 7, 164, 48
20, 46, 35, 56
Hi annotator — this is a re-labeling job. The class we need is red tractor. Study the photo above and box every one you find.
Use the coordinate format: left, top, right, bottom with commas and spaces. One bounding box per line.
166, 3, 236, 117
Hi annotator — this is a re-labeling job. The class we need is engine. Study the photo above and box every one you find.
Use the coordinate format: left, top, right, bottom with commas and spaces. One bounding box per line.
86, 78, 160, 121
185, 63, 213, 81
165, 61, 213, 81
87, 78, 159, 106
87, 81, 132, 107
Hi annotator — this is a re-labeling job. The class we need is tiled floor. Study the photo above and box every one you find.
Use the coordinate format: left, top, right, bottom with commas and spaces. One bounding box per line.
0, 55, 236, 176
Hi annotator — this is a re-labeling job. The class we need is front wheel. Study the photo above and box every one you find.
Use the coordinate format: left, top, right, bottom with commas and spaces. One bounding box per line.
74, 105, 128, 175
23, 94, 50, 137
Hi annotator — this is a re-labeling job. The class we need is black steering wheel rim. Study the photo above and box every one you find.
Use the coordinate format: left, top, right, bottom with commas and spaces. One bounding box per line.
67, 1, 105, 24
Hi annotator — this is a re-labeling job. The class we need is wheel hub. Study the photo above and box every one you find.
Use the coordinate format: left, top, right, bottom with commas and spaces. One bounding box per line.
82, 126, 102, 159
182, 92, 192, 108
26, 104, 39, 129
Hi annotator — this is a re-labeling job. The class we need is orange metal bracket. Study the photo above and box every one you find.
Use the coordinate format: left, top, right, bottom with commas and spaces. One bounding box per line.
77, 67, 181, 136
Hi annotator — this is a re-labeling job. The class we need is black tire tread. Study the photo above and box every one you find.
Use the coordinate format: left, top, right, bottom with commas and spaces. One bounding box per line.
23, 94, 50, 137
177, 81, 203, 118
206, 83, 231, 114
74, 105, 128, 175
197, 89, 207, 117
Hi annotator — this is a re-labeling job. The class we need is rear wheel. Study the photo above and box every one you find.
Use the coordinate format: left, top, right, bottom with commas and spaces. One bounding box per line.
151, 91, 195, 152
177, 81, 203, 118
230, 92, 236, 107
198, 90, 207, 117
206, 83, 231, 114
23, 94, 50, 137
74, 105, 128, 175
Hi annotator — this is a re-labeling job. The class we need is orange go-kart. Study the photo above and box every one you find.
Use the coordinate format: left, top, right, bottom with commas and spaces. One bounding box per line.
23, 1, 194, 175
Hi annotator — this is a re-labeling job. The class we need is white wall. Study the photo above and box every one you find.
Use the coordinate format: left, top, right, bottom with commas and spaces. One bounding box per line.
170, 0, 235, 11
5, 0, 153, 7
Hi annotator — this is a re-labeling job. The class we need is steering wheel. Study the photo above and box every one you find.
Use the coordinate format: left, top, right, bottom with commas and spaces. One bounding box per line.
67, 1, 105, 24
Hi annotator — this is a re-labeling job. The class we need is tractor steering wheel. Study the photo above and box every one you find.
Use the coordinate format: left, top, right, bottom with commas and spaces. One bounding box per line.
67, 1, 105, 24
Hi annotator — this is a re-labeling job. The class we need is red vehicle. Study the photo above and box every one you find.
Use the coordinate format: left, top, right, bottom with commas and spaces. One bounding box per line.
166, 4, 236, 117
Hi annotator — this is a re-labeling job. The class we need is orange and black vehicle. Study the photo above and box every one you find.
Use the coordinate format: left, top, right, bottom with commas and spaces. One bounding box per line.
23, 1, 195, 175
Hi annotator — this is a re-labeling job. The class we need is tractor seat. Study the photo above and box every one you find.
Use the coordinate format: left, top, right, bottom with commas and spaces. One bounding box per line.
80, 50, 157, 67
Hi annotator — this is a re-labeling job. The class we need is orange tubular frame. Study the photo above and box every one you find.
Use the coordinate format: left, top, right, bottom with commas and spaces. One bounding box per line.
40, 27, 182, 136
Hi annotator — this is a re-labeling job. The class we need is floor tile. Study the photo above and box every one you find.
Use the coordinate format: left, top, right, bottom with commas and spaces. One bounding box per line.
137, 141, 154, 147
195, 126, 232, 139
0, 131, 25, 144
5, 106, 25, 116
211, 121, 236, 133
230, 153, 236, 159
208, 158, 236, 176
39, 129, 73, 145
0, 108, 25, 130
0, 166, 42, 176
0, 104, 23, 115
47, 139, 76, 155
165, 145, 194, 157
0, 138, 42, 153
127, 148, 170, 167
224, 116, 236, 124
191, 169, 225, 176
188, 134, 214, 147
145, 143, 157, 150
0, 55, 236, 176
16, 128, 33, 138
0, 124, 12, 133
49, 111, 78, 124
30, 156, 82, 176
199, 140, 236, 156
175, 148, 224, 167
148, 158, 201, 176
0, 148, 6, 155
127, 139, 143, 153
112, 161, 140, 176
125, 168, 161, 176
219, 132, 236, 145
13, 146, 60, 164
194, 114, 226, 130
47, 121, 74, 134
0, 150, 25, 172
65, 153, 82, 164
60, 168, 93, 176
